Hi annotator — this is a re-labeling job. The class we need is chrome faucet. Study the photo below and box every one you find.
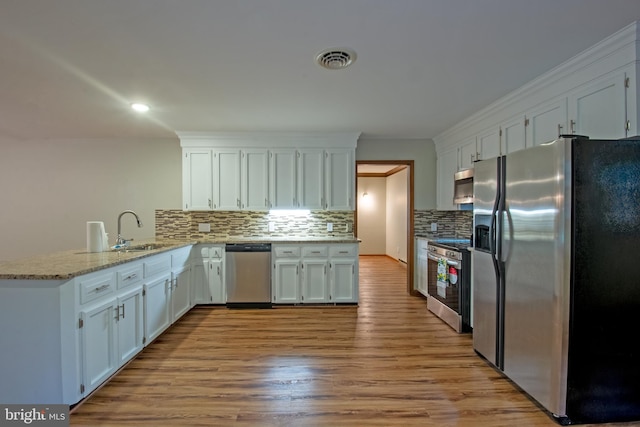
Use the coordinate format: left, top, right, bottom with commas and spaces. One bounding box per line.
116, 210, 143, 245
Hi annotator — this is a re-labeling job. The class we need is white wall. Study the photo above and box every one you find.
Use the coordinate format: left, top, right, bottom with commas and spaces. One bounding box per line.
356, 177, 386, 254
386, 168, 408, 262
0, 137, 181, 261
356, 138, 436, 209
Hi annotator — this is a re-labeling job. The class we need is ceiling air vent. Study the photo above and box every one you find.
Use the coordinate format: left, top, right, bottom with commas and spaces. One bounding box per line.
315, 48, 357, 70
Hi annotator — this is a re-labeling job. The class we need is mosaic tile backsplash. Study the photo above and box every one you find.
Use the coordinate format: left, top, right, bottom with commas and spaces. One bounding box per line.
156, 209, 472, 241
414, 209, 473, 238
155, 210, 355, 241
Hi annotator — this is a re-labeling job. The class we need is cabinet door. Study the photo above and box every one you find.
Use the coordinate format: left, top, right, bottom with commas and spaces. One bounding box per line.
213, 149, 241, 210
270, 149, 297, 209
501, 116, 526, 154
242, 149, 269, 210
325, 149, 354, 210
273, 259, 299, 303
458, 137, 477, 170
171, 267, 191, 322
525, 99, 567, 146
297, 149, 324, 209
478, 128, 501, 160
183, 149, 213, 211
301, 260, 328, 303
330, 258, 357, 303
80, 299, 118, 394
191, 260, 209, 304
436, 149, 458, 211
117, 286, 144, 365
569, 72, 628, 139
143, 274, 171, 345
208, 258, 225, 304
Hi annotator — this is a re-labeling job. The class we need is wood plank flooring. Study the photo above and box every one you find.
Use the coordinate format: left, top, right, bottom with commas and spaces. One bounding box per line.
70, 256, 630, 426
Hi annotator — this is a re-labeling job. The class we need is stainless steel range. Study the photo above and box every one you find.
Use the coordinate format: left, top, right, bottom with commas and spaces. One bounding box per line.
426, 239, 471, 333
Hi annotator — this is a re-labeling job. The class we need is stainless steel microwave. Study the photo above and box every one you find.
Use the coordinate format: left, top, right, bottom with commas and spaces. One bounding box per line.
453, 168, 473, 204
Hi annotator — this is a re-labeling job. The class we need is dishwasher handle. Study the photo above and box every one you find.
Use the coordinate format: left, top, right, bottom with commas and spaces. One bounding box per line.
225, 243, 272, 252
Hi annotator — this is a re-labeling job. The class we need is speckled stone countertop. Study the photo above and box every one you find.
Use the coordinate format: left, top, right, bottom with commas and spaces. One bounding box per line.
0, 237, 360, 280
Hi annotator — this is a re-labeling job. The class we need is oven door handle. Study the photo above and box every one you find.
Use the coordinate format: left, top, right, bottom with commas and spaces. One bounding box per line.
427, 254, 459, 268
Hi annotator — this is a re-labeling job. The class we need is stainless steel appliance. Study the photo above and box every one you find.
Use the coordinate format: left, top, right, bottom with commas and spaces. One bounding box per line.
225, 243, 272, 308
426, 239, 471, 333
473, 136, 640, 424
453, 168, 474, 204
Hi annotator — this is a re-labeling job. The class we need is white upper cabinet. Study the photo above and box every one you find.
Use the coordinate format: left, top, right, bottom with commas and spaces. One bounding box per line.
269, 149, 297, 209
297, 149, 324, 209
500, 116, 526, 154
568, 70, 629, 139
477, 127, 501, 160
325, 148, 354, 210
434, 22, 640, 211
458, 137, 477, 170
183, 149, 213, 210
178, 132, 360, 211
525, 98, 568, 146
213, 149, 242, 210
242, 149, 269, 210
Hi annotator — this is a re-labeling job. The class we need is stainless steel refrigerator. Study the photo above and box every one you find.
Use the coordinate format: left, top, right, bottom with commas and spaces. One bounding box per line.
473, 136, 640, 424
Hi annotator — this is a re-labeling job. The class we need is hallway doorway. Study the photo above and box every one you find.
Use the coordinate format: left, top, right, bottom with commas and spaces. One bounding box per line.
355, 160, 414, 294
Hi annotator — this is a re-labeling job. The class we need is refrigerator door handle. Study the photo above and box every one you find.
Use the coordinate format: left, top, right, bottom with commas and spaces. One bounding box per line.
501, 204, 514, 263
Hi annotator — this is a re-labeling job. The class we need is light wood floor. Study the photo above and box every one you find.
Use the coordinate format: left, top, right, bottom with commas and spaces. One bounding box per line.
70, 256, 630, 426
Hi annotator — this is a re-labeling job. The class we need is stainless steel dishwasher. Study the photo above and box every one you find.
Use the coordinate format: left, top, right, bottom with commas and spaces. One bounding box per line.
225, 243, 272, 308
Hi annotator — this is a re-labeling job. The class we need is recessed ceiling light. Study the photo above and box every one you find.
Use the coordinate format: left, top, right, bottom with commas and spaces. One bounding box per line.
131, 103, 150, 113
315, 48, 357, 70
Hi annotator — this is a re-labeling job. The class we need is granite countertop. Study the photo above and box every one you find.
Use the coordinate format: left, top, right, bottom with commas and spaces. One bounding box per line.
0, 236, 360, 280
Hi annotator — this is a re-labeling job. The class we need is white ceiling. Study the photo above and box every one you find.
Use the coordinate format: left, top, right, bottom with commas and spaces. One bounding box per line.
2, 1, 640, 143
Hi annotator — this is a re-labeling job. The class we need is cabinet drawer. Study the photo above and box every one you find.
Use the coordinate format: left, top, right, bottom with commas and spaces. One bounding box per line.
209, 246, 224, 259
274, 246, 301, 258
329, 245, 358, 257
79, 272, 115, 304
117, 264, 143, 289
302, 246, 328, 257
144, 255, 171, 278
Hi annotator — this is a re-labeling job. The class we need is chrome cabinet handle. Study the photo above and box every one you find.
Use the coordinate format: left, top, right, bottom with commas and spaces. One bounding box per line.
558, 124, 563, 136
124, 273, 137, 281
95, 284, 110, 292
570, 120, 576, 134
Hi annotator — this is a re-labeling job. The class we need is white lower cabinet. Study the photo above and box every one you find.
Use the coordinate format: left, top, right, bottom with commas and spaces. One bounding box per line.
415, 238, 428, 297
79, 282, 144, 396
301, 259, 328, 303
143, 273, 171, 344
192, 245, 225, 304
272, 243, 358, 304
116, 286, 144, 365
171, 266, 191, 321
329, 244, 359, 303
273, 258, 300, 303
80, 298, 118, 394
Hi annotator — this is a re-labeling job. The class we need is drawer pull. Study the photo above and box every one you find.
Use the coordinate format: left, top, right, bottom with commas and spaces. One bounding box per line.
124, 273, 138, 281
94, 284, 110, 292
339, 251, 349, 254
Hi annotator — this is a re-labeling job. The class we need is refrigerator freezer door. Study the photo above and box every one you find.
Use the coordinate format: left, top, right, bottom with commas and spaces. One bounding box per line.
502, 139, 570, 417
472, 157, 500, 366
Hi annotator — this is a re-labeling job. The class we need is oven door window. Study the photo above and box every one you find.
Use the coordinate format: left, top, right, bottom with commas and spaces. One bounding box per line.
427, 257, 460, 313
